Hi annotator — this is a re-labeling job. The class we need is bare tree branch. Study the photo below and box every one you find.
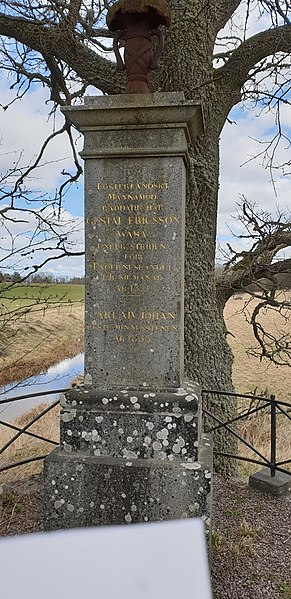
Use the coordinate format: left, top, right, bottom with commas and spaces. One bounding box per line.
218, 24, 291, 103
0, 12, 124, 94
216, 200, 291, 365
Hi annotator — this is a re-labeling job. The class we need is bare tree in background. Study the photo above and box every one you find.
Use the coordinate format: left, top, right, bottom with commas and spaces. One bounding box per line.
218, 199, 291, 365
0, 0, 291, 472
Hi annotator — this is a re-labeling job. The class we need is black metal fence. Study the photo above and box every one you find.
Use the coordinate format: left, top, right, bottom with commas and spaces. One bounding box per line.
0, 387, 290, 477
202, 389, 291, 477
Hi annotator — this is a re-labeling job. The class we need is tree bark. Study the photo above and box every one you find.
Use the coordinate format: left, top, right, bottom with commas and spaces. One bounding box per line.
153, 0, 237, 473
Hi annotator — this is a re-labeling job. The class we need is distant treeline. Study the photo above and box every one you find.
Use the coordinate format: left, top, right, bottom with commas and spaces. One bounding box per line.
0, 271, 85, 285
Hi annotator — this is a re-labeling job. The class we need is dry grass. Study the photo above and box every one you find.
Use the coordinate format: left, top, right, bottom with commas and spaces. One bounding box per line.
224, 292, 291, 477
224, 291, 291, 403
237, 408, 291, 477
0, 403, 60, 484
0, 303, 84, 386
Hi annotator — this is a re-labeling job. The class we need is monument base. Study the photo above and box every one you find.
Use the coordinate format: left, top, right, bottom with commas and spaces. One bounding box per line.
44, 434, 212, 539
44, 383, 213, 541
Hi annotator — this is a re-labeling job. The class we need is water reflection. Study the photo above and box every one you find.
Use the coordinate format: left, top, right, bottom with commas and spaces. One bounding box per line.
0, 353, 84, 424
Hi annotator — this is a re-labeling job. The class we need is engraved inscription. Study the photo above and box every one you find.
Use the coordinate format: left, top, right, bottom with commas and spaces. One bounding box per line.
87, 177, 181, 343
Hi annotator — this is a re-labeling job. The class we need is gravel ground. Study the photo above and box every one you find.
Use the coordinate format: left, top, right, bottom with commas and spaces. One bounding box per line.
0, 473, 290, 598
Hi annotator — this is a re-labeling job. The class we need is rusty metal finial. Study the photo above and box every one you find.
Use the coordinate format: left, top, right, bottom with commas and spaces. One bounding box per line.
107, 0, 171, 94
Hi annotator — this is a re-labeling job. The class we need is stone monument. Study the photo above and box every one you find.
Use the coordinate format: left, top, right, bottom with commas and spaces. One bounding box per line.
44, 1, 213, 543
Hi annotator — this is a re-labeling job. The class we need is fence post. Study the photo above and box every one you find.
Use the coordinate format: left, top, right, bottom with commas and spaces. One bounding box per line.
270, 394, 276, 477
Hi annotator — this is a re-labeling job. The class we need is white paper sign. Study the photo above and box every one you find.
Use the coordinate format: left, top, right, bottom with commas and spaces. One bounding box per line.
0, 518, 212, 598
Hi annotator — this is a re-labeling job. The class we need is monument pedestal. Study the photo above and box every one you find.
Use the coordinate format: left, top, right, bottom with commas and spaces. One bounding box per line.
44, 384, 212, 540
44, 92, 213, 539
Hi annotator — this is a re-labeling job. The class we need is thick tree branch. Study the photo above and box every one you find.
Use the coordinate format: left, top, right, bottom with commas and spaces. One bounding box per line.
218, 257, 291, 302
216, 200, 291, 309
0, 13, 124, 95
219, 24, 291, 100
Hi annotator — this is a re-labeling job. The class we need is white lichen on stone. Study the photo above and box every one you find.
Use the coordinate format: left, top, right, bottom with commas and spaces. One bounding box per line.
153, 441, 162, 451
61, 411, 76, 422
63, 443, 72, 453
84, 374, 92, 386
182, 462, 201, 470
184, 414, 194, 422
146, 421, 154, 430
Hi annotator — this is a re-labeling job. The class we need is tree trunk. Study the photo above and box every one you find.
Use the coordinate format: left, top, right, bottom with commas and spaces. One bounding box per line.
154, 0, 237, 474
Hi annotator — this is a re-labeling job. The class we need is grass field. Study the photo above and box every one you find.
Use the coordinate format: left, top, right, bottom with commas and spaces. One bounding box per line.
0, 283, 84, 310
0, 284, 84, 387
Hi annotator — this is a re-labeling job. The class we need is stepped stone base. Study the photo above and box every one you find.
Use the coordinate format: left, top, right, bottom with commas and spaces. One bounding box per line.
44, 434, 212, 538
44, 383, 213, 540
58, 384, 202, 462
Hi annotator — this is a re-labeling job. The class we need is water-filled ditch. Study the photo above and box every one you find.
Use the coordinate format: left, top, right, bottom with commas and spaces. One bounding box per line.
0, 353, 84, 424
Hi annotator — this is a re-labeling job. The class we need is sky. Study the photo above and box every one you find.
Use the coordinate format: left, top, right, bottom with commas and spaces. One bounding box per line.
0, 4, 290, 277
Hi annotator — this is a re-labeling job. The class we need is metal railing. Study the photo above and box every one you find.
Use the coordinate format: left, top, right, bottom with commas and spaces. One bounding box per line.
0, 386, 290, 477
202, 389, 291, 476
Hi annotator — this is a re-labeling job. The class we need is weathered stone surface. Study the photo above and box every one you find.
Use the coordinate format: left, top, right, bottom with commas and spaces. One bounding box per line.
249, 468, 291, 497
84, 155, 185, 389
44, 433, 213, 539
62, 93, 203, 390
44, 93, 212, 539
65, 92, 204, 143
60, 384, 201, 462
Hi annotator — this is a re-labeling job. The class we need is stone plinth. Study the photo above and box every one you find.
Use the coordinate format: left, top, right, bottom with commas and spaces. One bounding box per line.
58, 384, 202, 462
44, 438, 212, 532
44, 92, 212, 539
44, 384, 212, 540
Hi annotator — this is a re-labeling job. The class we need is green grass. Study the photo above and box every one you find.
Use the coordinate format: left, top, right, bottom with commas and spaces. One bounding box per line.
0, 283, 84, 311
